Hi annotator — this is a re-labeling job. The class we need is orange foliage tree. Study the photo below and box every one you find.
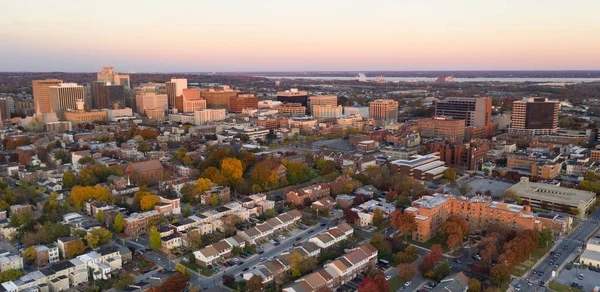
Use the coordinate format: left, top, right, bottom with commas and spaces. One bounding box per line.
70, 186, 115, 210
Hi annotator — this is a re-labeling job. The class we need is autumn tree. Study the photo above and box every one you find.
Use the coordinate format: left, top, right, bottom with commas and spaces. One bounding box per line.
468, 278, 482, 292
438, 215, 468, 251
66, 239, 85, 258
202, 167, 227, 185
221, 158, 243, 185
149, 226, 161, 251
397, 263, 417, 281
23, 246, 36, 262
343, 207, 359, 225
156, 273, 189, 292
113, 213, 124, 233
358, 277, 379, 292
396, 245, 419, 264
96, 209, 105, 225
62, 171, 76, 189
390, 210, 417, 240
443, 168, 459, 181
490, 263, 511, 285
372, 274, 390, 292
140, 194, 161, 211
69, 186, 115, 210
251, 160, 280, 189
433, 261, 451, 281
246, 275, 264, 292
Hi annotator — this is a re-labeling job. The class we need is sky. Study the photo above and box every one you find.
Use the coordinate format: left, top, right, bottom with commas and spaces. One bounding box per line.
1, 0, 600, 72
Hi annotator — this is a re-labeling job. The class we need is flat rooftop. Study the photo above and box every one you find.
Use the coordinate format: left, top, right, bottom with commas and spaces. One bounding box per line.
508, 180, 596, 207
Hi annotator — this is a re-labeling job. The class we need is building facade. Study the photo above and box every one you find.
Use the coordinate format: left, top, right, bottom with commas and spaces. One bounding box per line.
369, 99, 398, 123
434, 97, 492, 127
510, 97, 559, 135
418, 116, 465, 143
229, 94, 259, 113
313, 105, 343, 119
33, 79, 63, 114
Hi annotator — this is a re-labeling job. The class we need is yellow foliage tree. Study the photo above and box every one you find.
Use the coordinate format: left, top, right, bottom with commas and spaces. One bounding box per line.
70, 186, 115, 210
140, 195, 160, 211
221, 158, 243, 184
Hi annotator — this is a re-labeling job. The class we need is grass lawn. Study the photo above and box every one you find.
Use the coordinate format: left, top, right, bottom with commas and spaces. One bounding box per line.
225, 280, 246, 291
388, 276, 405, 291
549, 281, 583, 292
406, 235, 449, 253
511, 248, 545, 277
301, 218, 318, 226
181, 261, 214, 276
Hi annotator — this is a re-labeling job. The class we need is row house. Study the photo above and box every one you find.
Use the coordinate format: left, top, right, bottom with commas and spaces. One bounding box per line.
243, 242, 321, 284
34, 245, 59, 267
308, 223, 354, 249
56, 236, 84, 260
161, 234, 182, 252
283, 243, 378, 292
313, 151, 377, 172
237, 210, 302, 245
193, 235, 246, 267
286, 185, 331, 206
0, 253, 23, 272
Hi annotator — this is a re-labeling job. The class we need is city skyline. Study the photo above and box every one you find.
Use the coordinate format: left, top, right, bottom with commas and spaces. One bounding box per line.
2, 0, 600, 72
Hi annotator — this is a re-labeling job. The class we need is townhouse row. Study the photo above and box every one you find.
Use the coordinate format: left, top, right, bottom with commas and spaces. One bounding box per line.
283, 243, 378, 292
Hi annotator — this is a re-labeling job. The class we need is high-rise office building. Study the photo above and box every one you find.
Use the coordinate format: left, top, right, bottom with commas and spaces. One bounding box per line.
49, 83, 85, 112
135, 84, 168, 113
175, 88, 206, 113
313, 104, 343, 119
418, 116, 465, 143
32, 79, 63, 114
277, 89, 309, 112
0, 98, 10, 121
91, 81, 126, 109
97, 66, 130, 89
369, 99, 398, 123
510, 97, 559, 135
202, 86, 239, 109
229, 94, 258, 113
435, 97, 492, 128
308, 95, 337, 113
167, 78, 188, 108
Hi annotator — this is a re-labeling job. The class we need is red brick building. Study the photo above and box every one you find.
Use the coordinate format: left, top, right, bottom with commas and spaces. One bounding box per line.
125, 160, 164, 186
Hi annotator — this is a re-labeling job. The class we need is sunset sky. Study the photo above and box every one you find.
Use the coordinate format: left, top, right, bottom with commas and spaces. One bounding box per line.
1, 0, 599, 72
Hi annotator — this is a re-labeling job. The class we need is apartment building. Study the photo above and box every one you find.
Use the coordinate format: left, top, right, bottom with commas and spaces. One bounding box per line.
286, 184, 331, 206
369, 99, 398, 123
510, 97, 559, 135
418, 116, 465, 143
32, 79, 63, 114
434, 97, 492, 127
278, 103, 306, 116
229, 94, 258, 113
237, 210, 302, 245
388, 153, 448, 181
193, 109, 226, 125
404, 193, 570, 243
313, 105, 343, 119
308, 95, 337, 114
34, 245, 60, 267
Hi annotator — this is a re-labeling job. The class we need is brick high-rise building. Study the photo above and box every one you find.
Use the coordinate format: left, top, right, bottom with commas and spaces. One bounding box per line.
427, 139, 489, 170
418, 116, 465, 143
176, 88, 206, 113
0, 98, 10, 121
33, 79, 63, 114
166, 78, 188, 108
229, 94, 258, 113
369, 99, 398, 123
434, 97, 492, 127
308, 95, 337, 113
510, 97, 559, 135
135, 83, 168, 113
91, 81, 126, 109
49, 83, 85, 112
201, 86, 239, 109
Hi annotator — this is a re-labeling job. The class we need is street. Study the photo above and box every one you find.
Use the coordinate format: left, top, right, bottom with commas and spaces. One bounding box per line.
189, 221, 331, 289
513, 207, 600, 292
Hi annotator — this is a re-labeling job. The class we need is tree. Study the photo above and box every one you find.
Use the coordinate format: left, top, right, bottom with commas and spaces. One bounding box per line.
115, 273, 134, 290
246, 275, 264, 292
69, 186, 115, 210
369, 234, 391, 253
66, 239, 85, 258
23, 246, 36, 262
62, 171, 76, 189
457, 182, 473, 196
113, 213, 124, 233
183, 204, 192, 217
503, 189, 522, 204
222, 274, 235, 287
490, 263, 511, 285
85, 234, 100, 249
140, 194, 161, 211
358, 277, 379, 292
221, 158, 243, 185
91, 227, 113, 244
149, 226, 161, 251
157, 273, 189, 292
468, 278, 482, 292
211, 194, 219, 206
0, 269, 25, 282
580, 180, 600, 193
434, 261, 451, 281
290, 252, 304, 277
96, 209, 105, 225
390, 210, 417, 240
397, 263, 417, 281
372, 274, 390, 292
202, 167, 227, 185
538, 229, 553, 249
189, 253, 196, 264
343, 207, 359, 225
443, 168, 459, 180
251, 160, 279, 188
372, 208, 385, 228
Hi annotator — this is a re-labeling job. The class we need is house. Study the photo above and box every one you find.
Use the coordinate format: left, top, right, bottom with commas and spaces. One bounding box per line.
431, 272, 470, 292
286, 184, 331, 206
309, 223, 354, 249
0, 254, 23, 272
34, 245, 59, 267
161, 234, 182, 252
336, 195, 354, 209
311, 198, 337, 212
125, 160, 164, 186
57, 236, 84, 259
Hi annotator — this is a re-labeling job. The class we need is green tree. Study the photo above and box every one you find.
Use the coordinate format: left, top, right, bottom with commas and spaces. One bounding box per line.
538, 229, 553, 248
468, 278, 482, 292
23, 246, 36, 262
149, 226, 161, 251
189, 253, 196, 264
211, 194, 219, 206
62, 171, 76, 188
85, 234, 100, 249
96, 209, 105, 225
457, 182, 473, 196
0, 269, 25, 282
434, 261, 451, 281
372, 208, 385, 228
183, 203, 192, 217
113, 213, 124, 233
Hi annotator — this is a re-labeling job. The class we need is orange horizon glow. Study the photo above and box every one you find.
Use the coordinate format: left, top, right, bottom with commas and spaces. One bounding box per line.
1, 0, 599, 72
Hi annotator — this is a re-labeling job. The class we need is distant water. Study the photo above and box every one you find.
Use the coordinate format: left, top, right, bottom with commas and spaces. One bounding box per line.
259, 76, 600, 83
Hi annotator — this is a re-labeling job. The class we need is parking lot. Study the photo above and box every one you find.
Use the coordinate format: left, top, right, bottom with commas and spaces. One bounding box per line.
555, 265, 599, 291
450, 177, 514, 197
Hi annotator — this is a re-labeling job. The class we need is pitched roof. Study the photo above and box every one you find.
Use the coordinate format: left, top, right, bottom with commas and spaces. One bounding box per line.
127, 160, 163, 173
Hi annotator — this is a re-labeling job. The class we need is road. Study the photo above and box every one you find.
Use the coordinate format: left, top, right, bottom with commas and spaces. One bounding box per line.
514, 208, 600, 292
190, 220, 330, 289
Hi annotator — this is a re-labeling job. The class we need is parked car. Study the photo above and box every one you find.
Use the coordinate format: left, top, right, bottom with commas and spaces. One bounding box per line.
405, 281, 412, 287
260, 257, 267, 262
242, 267, 249, 271
515, 284, 522, 291
385, 275, 391, 280
308, 230, 314, 233
295, 237, 301, 241
320, 223, 326, 227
